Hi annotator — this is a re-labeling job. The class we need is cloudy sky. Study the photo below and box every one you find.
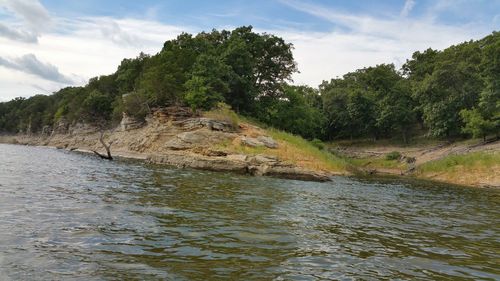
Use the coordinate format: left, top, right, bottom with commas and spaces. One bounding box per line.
0, 0, 498, 101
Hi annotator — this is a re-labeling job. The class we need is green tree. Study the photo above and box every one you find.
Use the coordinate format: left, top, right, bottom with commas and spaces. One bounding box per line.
415, 41, 483, 138
460, 108, 497, 142
82, 90, 113, 125
258, 85, 325, 139
184, 53, 230, 111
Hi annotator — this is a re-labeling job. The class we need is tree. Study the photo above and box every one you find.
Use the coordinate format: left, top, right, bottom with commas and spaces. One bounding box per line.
415, 41, 483, 138
258, 85, 325, 139
184, 53, 230, 111
222, 26, 297, 113
82, 90, 113, 125
460, 108, 497, 142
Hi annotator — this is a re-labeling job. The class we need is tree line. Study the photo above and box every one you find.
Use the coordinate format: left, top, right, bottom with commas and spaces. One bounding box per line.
0, 27, 498, 142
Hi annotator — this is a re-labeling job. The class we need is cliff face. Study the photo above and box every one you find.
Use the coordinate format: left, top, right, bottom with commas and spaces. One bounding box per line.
14, 107, 332, 182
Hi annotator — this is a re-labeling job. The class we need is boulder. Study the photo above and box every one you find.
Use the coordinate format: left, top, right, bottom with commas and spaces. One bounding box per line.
241, 136, 279, 149
257, 136, 278, 148
249, 154, 279, 165
241, 136, 263, 147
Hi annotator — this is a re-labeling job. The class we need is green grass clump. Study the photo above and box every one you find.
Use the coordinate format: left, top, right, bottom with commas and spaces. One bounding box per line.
385, 151, 402, 160
418, 151, 499, 173
310, 138, 325, 150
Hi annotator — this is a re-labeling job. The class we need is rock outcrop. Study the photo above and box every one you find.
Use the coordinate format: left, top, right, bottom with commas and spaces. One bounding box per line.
119, 113, 144, 131
147, 153, 330, 182
9, 106, 332, 182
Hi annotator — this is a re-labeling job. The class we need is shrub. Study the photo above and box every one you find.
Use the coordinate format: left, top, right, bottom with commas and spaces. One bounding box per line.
385, 151, 402, 160
311, 138, 325, 150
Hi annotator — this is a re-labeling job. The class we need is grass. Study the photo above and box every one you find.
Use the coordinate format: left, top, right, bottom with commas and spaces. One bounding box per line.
266, 128, 349, 172
416, 151, 499, 186
213, 115, 348, 173
418, 151, 499, 173
328, 136, 445, 148
206, 110, 499, 185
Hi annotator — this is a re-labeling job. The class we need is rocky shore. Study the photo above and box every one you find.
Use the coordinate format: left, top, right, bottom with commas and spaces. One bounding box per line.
5, 107, 331, 182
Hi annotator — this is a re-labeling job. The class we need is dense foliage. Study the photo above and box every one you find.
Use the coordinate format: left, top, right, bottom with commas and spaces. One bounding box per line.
0, 27, 498, 142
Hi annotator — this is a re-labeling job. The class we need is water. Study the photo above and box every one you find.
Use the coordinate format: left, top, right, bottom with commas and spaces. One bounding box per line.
0, 144, 499, 280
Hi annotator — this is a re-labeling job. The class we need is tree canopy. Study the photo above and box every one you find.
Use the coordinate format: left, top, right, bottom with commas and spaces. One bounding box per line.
0, 28, 498, 143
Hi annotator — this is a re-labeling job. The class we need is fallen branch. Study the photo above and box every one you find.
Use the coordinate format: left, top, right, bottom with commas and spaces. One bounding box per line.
92, 130, 114, 160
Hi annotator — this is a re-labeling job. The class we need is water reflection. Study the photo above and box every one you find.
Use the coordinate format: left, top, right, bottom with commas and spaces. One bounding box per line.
0, 144, 499, 280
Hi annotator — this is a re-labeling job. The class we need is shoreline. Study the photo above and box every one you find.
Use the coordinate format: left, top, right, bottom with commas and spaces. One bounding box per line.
0, 123, 500, 188
0, 133, 334, 182
2, 136, 498, 188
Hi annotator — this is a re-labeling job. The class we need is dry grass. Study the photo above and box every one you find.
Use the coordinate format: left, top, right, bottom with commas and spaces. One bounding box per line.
203, 103, 239, 129
214, 122, 348, 173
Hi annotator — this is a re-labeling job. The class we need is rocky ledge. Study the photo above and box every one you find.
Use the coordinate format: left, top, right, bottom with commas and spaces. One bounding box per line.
148, 152, 331, 182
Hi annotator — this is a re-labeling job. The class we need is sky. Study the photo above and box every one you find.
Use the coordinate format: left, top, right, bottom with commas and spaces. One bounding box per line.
0, 0, 498, 101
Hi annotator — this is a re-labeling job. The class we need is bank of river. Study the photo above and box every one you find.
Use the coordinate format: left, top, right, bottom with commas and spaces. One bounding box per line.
0, 144, 499, 280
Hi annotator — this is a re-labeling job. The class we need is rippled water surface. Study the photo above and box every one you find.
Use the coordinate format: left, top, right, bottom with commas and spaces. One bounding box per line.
0, 144, 499, 280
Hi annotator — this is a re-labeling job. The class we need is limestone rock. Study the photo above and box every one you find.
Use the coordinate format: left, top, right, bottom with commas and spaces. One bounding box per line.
148, 153, 248, 173
263, 165, 331, 182
241, 136, 263, 147
52, 118, 69, 135
120, 113, 144, 131
175, 118, 235, 132
241, 136, 279, 149
257, 136, 278, 148
165, 129, 236, 150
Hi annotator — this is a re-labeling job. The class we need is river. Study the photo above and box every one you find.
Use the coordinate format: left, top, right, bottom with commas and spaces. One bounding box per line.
0, 144, 498, 280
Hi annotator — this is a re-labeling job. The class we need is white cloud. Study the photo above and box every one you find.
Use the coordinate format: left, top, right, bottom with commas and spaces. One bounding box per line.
0, 53, 76, 84
0, 0, 494, 101
0, 67, 63, 101
0, 22, 37, 42
0, 0, 51, 42
0, 15, 188, 99
400, 0, 416, 17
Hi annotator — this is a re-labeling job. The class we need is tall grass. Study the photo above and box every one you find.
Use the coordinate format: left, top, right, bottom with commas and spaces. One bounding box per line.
418, 151, 499, 173
265, 128, 348, 172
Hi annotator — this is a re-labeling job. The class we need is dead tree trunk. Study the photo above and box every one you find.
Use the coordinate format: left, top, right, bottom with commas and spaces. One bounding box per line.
92, 130, 114, 160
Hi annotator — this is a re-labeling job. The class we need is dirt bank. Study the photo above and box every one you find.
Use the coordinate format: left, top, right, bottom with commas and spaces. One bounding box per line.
332, 139, 500, 188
